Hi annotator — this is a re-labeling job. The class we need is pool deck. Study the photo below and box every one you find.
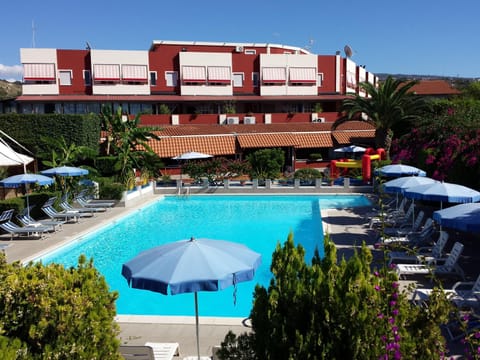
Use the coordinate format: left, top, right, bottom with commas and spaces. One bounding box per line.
0, 192, 471, 358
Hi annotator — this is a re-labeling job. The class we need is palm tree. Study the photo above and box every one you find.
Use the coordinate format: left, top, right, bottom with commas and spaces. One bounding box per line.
99, 105, 161, 183
334, 76, 430, 158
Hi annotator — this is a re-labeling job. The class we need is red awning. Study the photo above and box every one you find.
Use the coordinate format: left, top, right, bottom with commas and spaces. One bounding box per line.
289, 67, 317, 83
262, 67, 286, 83
207, 66, 231, 83
122, 64, 148, 82
183, 66, 207, 83
23, 63, 56, 81
93, 64, 120, 81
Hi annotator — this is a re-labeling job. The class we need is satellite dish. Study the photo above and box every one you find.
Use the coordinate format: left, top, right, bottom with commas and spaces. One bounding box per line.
344, 45, 353, 58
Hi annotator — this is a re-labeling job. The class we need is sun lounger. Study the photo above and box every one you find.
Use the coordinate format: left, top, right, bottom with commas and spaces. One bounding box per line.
41, 204, 90, 223
75, 195, 115, 208
120, 345, 155, 360
387, 230, 449, 265
395, 241, 465, 281
60, 200, 100, 215
0, 210, 53, 240
412, 273, 480, 309
383, 210, 425, 237
17, 208, 65, 231
120, 342, 180, 360
379, 218, 435, 247
369, 202, 414, 229
144, 342, 179, 360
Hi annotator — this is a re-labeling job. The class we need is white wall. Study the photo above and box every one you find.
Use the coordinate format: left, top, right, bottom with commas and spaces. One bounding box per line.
260, 53, 318, 96
91, 49, 150, 95
20, 48, 59, 95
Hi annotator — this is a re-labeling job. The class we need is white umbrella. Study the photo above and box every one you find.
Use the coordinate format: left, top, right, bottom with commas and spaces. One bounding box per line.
172, 151, 213, 160
0, 142, 34, 170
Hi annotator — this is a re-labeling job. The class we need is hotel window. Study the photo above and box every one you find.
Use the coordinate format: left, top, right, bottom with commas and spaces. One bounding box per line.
59, 70, 72, 86
150, 71, 157, 86
83, 70, 91, 86
165, 71, 178, 87
232, 73, 244, 87
252, 72, 259, 87
317, 73, 324, 87
23, 63, 56, 84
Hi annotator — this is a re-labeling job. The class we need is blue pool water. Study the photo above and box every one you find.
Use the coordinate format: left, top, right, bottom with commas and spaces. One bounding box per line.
40, 195, 371, 318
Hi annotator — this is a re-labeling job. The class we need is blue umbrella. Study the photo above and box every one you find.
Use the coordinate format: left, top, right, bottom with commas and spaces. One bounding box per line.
404, 182, 480, 208
383, 176, 438, 194
41, 166, 89, 177
382, 176, 439, 211
433, 203, 480, 233
0, 173, 55, 216
122, 237, 261, 360
375, 164, 427, 177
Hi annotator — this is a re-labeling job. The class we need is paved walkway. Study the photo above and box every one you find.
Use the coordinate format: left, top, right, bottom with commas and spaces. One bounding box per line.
0, 193, 471, 358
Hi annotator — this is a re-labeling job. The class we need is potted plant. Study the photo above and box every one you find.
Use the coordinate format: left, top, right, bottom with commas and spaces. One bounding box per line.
313, 103, 323, 113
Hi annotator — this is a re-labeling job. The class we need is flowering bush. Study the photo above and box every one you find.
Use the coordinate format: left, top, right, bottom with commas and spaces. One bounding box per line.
391, 101, 480, 189
219, 233, 454, 359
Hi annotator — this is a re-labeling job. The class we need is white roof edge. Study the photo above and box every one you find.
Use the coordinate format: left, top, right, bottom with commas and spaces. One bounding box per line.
150, 40, 311, 54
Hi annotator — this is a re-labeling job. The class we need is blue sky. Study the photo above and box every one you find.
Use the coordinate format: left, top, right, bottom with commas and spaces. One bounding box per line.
1, 0, 478, 81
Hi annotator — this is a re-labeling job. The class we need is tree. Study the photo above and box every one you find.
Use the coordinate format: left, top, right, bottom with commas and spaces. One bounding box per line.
335, 76, 430, 158
246, 148, 285, 180
220, 233, 453, 359
392, 99, 480, 187
39, 135, 96, 168
99, 105, 161, 184
0, 253, 121, 359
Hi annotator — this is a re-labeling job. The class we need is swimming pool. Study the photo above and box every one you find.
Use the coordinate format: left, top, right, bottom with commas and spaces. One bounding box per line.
40, 195, 371, 318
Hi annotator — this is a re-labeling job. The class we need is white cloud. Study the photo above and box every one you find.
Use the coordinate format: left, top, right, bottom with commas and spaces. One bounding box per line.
0, 64, 23, 81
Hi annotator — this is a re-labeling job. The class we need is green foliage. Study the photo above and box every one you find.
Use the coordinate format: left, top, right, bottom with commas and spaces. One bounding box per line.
293, 168, 322, 181
223, 101, 237, 114
0, 336, 24, 359
95, 156, 119, 176
309, 153, 323, 160
246, 148, 285, 180
392, 99, 480, 188
313, 103, 323, 113
217, 331, 257, 360
337, 76, 431, 158
221, 232, 452, 360
158, 104, 172, 114
99, 105, 161, 186
0, 113, 101, 156
0, 253, 121, 359
97, 179, 124, 200
182, 158, 251, 183
0, 197, 24, 215
38, 135, 96, 168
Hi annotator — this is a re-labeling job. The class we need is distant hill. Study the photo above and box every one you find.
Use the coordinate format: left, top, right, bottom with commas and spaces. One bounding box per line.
0, 80, 21, 100
376, 73, 476, 81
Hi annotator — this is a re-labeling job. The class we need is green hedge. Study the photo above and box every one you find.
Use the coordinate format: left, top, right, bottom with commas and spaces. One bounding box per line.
0, 113, 101, 155
0, 191, 63, 220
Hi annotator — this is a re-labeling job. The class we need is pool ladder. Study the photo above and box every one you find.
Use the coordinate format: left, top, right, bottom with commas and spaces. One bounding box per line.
177, 185, 190, 197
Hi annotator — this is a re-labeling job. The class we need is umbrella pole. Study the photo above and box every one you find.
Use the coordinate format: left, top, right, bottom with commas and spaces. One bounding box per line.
194, 291, 200, 360
25, 183, 30, 217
